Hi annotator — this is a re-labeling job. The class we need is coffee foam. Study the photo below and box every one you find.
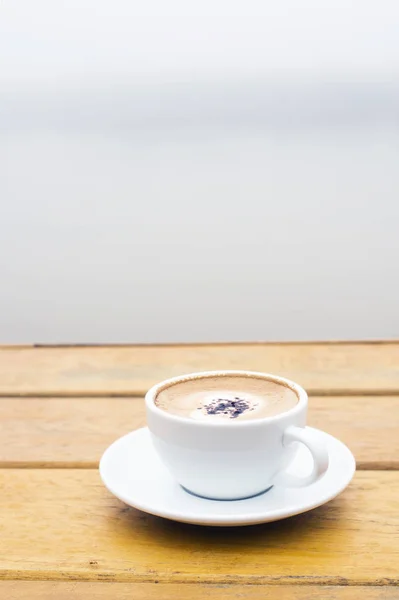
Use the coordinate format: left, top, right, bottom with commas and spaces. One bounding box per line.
155, 375, 298, 422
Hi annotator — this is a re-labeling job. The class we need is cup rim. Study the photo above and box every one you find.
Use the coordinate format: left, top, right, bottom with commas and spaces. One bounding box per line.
145, 370, 307, 427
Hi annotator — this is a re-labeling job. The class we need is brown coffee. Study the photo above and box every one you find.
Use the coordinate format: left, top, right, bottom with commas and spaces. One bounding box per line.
155, 374, 298, 422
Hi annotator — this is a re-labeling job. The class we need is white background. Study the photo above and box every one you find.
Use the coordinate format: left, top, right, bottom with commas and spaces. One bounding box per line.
1, 0, 399, 342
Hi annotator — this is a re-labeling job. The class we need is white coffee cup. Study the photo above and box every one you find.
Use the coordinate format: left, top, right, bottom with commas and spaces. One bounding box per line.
145, 370, 329, 500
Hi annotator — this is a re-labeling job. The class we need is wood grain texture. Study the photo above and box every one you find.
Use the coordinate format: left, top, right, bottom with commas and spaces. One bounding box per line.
0, 397, 145, 468
1, 343, 399, 396
0, 395, 397, 469
2, 582, 398, 599
0, 470, 398, 585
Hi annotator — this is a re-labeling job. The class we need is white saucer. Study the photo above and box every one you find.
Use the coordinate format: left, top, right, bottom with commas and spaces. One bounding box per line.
100, 427, 355, 527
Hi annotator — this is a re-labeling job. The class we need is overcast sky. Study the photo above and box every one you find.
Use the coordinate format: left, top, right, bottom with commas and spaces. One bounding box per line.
1, 0, 399, 89
1, 1, 399, 342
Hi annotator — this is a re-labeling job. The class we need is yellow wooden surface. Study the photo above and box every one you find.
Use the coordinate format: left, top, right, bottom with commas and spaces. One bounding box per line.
1, 582, 398, 600
1, 342, 399, 395
0, 469, 398, 584
0, 395, 397, 469
1, 342, 398, 597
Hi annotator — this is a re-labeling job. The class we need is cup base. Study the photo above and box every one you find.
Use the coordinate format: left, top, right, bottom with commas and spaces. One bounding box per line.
181, 484, 274, 502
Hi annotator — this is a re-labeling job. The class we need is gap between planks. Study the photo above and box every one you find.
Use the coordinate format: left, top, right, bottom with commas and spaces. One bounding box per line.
1, 582, 399, 600
30, 340, 399, 347
2, 389, 399, 398
0, 461, 396, 470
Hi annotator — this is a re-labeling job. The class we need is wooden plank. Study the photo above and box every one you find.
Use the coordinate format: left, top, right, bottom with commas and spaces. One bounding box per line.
0, 397, 145, 468
0, 343, 399, 396
309, 395, 399, 470
1, 582, 398, 599
0, 470, 398, 585
0, 395, 397, 469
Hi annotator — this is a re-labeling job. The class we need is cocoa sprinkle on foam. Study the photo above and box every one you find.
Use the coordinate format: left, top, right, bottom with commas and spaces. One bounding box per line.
199, 396, 256, 419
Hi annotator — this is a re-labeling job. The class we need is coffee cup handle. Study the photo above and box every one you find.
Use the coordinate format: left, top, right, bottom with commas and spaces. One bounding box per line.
274, 426, 330, 487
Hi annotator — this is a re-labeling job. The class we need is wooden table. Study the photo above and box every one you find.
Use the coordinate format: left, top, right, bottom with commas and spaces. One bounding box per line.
1, 342, 398, 599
